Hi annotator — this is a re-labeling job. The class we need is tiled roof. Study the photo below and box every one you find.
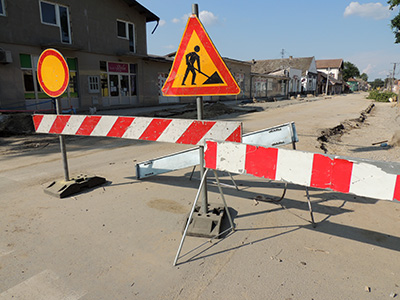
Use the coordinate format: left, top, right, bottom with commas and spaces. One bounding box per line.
316, 59, 343, 69
251, 57, 315, 76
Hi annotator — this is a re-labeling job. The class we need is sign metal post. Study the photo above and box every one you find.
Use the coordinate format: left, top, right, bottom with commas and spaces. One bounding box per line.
161, 3, 240, 238
36, 49, 106, 198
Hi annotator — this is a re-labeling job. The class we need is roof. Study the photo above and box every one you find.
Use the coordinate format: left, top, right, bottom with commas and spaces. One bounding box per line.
316, 59, 343, 70
251, 57, 315, 76
121, 0, 159, 23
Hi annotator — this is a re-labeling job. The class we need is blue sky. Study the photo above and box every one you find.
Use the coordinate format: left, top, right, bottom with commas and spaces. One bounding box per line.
140, 0, 400, 81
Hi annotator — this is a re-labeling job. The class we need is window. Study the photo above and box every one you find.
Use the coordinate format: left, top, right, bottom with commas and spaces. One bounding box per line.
40, 1, 71, 44
0, 0, 6, 16
20, 54, 38, 99
88, 76, 100, 93
99, 61, 137, 98
117, 20, 135, 52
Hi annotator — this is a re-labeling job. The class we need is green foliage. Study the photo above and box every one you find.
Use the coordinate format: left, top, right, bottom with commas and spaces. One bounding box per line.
388, 0, 400, 43
360, 73, 368, 81
370, 78, 385, 89
343, 61, 360, 82
367, 90, 397, 102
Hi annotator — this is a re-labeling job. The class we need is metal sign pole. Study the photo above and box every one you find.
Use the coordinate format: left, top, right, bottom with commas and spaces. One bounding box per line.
55, 98, 70, 181
193, 3, 208, 215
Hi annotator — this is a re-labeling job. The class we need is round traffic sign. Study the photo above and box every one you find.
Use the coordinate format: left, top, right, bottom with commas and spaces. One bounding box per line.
37, 49, 69, 98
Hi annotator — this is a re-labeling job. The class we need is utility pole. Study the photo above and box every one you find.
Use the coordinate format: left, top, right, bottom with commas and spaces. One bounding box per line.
391, 63, 396, 92
325, 67, 330, 95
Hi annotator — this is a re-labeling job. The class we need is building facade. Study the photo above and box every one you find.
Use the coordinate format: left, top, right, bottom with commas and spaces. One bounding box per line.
250, 56, 318, 96
0, 0, 165, 111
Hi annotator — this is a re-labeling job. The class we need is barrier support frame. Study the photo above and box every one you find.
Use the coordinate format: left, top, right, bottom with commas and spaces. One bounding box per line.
173, 169, 235, 266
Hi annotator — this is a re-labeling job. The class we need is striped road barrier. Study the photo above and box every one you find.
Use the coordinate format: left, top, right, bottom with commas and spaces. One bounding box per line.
33, 114, 242, 146
204, 140, 400, 202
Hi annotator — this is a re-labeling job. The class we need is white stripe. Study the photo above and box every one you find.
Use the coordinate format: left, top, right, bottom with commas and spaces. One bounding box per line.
62, 115, 86, 135
36, 115, 57, 133
90, 115, 119, 137
202, 121, 240, 143
349, 162, 397, 200
276, 148, 313, 186
217, 142, 246, 174
122, 117, 153, 139
0, 270, 86, 300
157, 119, 192, 143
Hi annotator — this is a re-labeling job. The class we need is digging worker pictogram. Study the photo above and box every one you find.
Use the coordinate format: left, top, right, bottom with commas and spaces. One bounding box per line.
182, 45, 201, 85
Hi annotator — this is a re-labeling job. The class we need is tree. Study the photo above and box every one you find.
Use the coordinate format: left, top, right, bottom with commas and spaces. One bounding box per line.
388, 0, 400, 43
360, 73, 368, 82
343, 61, 360, 82
370, 78, 385, 89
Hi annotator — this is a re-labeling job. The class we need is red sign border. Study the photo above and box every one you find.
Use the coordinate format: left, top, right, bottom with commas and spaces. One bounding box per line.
37, 49, 70, 98
162, 15, 240, 97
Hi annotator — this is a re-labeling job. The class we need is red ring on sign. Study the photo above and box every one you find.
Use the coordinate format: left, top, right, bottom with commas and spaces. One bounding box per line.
37, 49, 70, 98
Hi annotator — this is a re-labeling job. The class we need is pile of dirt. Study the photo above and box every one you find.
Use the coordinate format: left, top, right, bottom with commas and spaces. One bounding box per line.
152, 102, 258, 119
0, 113, 35, 137
389, 130, 400, 147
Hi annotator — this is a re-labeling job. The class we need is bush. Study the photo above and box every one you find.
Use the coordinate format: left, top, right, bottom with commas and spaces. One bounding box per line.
367, 90, 397, 102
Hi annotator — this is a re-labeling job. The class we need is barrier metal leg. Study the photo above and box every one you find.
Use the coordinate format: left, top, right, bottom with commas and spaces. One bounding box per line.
174, 169, 209, 266
189, 165, 196, 181
227, 172, 240, 191
213, 170, 235, 230
305, 187, 316, 228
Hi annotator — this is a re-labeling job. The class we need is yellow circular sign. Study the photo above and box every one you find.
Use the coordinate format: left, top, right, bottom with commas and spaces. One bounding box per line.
37, 49, 69, 98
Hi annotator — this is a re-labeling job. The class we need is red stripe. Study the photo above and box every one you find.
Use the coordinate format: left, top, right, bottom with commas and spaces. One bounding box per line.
76, 116, 102, 136
245, 145, 278, 180
49, 115, 71, 134
310, 154, 332, 189
393, 175, 400, 202
225, 126, 242, 142
204, 141, 218, 169
331, 158, 353, 193
176, 121, 216, 145
32, 115, 44, 131
138, 118, 172, 141
107, 117, 135, 138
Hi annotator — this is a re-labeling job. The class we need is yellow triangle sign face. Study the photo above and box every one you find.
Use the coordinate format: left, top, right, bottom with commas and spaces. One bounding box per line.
162, 15, 240, 96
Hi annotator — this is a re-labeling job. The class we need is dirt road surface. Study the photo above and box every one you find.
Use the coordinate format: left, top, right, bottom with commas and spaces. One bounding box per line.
1, 92, 400, 299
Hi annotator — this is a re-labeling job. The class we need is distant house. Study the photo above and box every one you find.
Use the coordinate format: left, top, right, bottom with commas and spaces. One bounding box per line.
316, 59, 344, 94
347, 78, 359, 92
251, 56, 318, 96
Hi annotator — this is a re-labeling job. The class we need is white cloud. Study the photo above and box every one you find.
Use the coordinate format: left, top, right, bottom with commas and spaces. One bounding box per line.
362, 63, 374, 74
199, 10, 219, 26
344, 2, 391, 20
172, 18, 180, 24
159, 20, 166, 27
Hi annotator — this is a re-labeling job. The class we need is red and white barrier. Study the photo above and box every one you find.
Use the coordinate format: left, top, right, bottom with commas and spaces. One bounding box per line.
33, 114, 242, 146
205, 140, 400, 202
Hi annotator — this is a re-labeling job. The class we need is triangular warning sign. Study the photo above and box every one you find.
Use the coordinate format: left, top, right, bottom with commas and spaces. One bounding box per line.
162, 15, 240, 97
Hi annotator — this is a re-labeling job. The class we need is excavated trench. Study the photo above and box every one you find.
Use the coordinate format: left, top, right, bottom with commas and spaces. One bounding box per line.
317, 103, 375, 153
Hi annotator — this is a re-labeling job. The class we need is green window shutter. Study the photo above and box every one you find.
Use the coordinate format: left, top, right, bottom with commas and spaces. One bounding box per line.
19, 54, 32, 68
67, 58, 77, 71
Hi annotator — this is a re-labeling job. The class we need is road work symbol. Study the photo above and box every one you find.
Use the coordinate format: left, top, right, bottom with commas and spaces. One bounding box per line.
182, 45, 224, 86
162, 15, 239, 96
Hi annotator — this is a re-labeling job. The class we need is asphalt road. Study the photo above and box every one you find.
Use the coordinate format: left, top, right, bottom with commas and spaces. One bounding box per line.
1, 93, 399, 299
